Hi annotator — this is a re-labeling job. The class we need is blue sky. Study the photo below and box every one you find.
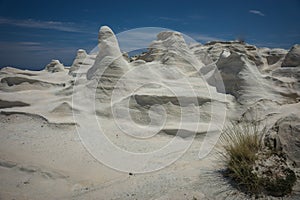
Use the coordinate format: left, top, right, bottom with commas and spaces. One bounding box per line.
0, 0, 299, 70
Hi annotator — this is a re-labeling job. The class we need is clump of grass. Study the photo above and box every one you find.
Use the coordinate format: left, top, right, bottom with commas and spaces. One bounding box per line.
220, 121, 263, 194
219, 120, 297, 197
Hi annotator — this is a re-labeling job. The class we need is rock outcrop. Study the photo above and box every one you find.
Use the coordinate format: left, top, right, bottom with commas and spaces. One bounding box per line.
86, 26, 128, 80
252, 149, 297, 197
265, 114, 300, 166
45, 60, 65, 73
69, 49, 95, 77
282, 44, 300, 67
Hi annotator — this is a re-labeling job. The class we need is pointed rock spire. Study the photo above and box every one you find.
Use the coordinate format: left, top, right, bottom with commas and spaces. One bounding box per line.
45, 59, 65, 73
87, 26, 128, 80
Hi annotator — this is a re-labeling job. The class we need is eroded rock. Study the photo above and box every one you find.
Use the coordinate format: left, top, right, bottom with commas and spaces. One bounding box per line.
45, 60, 65, 73
282, 44, 300, 67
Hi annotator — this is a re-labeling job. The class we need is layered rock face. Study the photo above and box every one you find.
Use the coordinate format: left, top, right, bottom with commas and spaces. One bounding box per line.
45, 59, 65, 73
282, 44, 300, 67
69, 49, 95, 77
79, 26, 229, 143
192, 42, 300, 169
0, 26, 300, 168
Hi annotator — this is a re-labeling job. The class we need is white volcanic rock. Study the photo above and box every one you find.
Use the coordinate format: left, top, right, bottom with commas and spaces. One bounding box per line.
83, 27, 229, 132
216, 50, 247, 97
190, 43, 214, 66
266, 48, 287, 65
2, 25, 298, 132
70, 27, 231, 171
86, 26, 128, 80
271, 67, 300, 94
191, 41, 286, 74
0, 62, 74, 123
131, 59, 146, 66
192, 41, 265, 68
137, 31, 188, 62
69, 49, 95, 77
193, 41, 298, 105
45, 59, 65, 73
138, 31, 205, 70
189, 44, 224, 91
258, 48, 287, 72
69, 49, 87, 73
215, 50, 278, 102
0, 66, 39, 76
77, 49, 87, 58
282, 44, 300, 67
252, 148, 297, 197
266, 114, 300, 166
0, 27, 298, 132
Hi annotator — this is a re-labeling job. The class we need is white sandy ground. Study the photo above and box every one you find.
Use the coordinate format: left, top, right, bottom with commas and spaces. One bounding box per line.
0, 113, 299, 200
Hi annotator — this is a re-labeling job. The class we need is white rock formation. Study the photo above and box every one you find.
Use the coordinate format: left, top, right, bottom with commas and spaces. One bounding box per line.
45, 59, 65, 73
1, 26, 299, 141
282, 44, 300, 67
215, 49, 283, 103
69, 49, 95, 77
86, 26, 128, 80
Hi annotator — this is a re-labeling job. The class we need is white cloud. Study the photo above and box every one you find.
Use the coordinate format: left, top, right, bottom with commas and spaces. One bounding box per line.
185, 33, 223, 43
0, 17, 84, 32
249, 10, 265, 17
18, 42, 41, 46
0, 41, 53, 52
158, 17, 182, 22
116, 28, 170, 52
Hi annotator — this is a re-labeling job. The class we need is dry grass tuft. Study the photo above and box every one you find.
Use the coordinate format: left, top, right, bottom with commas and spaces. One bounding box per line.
219, 121, 263, 194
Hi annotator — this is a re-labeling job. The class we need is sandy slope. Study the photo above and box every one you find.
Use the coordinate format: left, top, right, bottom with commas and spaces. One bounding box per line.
1, 113, 300, 200
0, 113, 224, 200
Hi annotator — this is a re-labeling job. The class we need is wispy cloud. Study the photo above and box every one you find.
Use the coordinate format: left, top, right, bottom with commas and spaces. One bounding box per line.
117, 28, 165, 52
158, 15, 205, 24
249, 10, 265, 17
158, 17, 183, 22
18, 42, 41, 46
186, 33, 223, 43
252, 41, 291, 49
0, 41, 49, 52
0, 40, 78, 69
0, 17, 85, 32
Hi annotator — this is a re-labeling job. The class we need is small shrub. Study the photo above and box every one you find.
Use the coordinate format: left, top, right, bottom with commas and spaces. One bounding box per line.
220, 121, 296, 197
220, 121, 263, 194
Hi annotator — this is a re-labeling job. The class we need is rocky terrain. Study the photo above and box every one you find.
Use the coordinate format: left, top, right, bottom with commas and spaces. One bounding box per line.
0, 26, 299, 199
